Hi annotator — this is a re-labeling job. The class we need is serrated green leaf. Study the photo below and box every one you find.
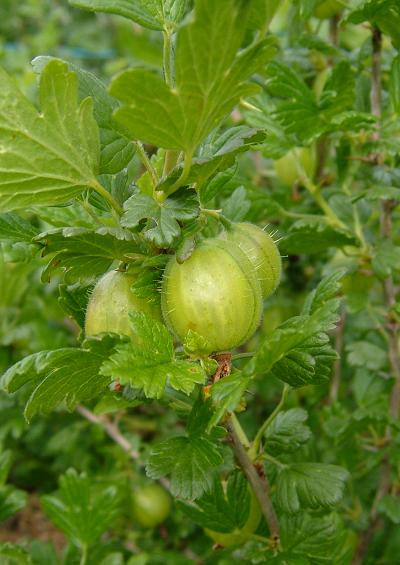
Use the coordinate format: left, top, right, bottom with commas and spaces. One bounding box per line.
0, 543, 32, 565
0, 487, 27, 523
41, 469, 120, 547
378, 494, 400, 524
32, 56, 135, 175
283, 220, 356, 254
372, 240, 400, 279
58, 283, 92, 329
248, 0, 280, 32
158, 127, 265, 193
110, 0, 276, 151
0, 213, 38, 244
69, 0, 189, 30
280, 512, 347, 565
121, 190, 199, 248
101, 312, 206, 399
208, 372, 250, 430
276, 463, 349, 514
346, 341, 387, 371
177, 472, 251, 532
222, 186, 251, 221
266, 60, 359, 142
0, 60, 100, 212
302, 269, 346, 316
319, 61, 355, 119
250, 272, 343, 386
36, 227, 144, 283
347, 0, 400, 47
265, 408, 312, 455
251, 317, 338, 387
183, 330, 213, 357
146, 434, 223, 499
0, 335, 120, 421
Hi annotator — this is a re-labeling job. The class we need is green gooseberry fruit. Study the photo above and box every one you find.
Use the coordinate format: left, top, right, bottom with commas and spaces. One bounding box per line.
85, 270, 161, 338
131, 484, 171, 528
161, 238, 263, 354
221, 222, 282, 298
274, 147, 315, 187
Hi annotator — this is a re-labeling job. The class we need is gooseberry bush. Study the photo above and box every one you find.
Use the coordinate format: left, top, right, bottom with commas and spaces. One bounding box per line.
0, 0, 400, 563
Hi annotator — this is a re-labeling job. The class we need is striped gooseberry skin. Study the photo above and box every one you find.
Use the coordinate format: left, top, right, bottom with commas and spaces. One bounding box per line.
85, 270, 160, 338
161, 239, 263, 353
221, 223, 282, 298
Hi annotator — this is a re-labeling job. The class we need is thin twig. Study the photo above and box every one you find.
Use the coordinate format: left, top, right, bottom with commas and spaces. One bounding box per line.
77, 405, 171, 490
77, 405, 141, 461
252, 385, 290, 453
352, 26, 400, 565
134, 141, 159, 189
227, 419, 280, 545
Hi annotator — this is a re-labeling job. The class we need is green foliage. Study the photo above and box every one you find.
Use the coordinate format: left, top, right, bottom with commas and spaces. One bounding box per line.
177, 472, 251, 532
101, 312, 206, 398
0, 0, 399, 563
110, 0, 276, 152
264, 408, 312, 455
249, 271, 342, 387
0, 60, 100, 212
276, 463, 349, 514
69, 0, 189, 31
41, 468, 120, 548
146, 435, 223, 499
121, 190, 199, 247
36, 227, 144, 283
0, 335, 120, 421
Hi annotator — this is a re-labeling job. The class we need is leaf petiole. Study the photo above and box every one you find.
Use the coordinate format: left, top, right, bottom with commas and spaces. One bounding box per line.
252, 384, 290, 455
91, 180, 123, 216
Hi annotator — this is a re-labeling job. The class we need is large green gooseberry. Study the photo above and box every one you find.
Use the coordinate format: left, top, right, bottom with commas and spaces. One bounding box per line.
221, 222, 282, 298
161, 239, 263, 353
131, 484, 171, 528
85, 270, 161, 338
205, 489, 261, 547
274, 147, 315, 187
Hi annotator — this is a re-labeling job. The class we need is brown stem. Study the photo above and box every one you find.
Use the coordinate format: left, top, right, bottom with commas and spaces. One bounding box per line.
329, 14, 339, 49
77, 405, 141, 461
380, 199, 400, 420
227, 419, 280, 545
371, 27, 382, 122
353, 26, 400, 564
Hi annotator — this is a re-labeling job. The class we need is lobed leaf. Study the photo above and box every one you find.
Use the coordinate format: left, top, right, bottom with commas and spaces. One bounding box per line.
0, 60, 100, 212
121, 190, 199, 248
0, 335, 120, 421
276, 463, 349, 514
32, 56, 135, 175
110, 0, 276, 152
41, 469, 120, 547
146, 435, 223, 499
69, 0, 189, 30
265, 408, 312, 455
35, 227, 144, 283
101, 312, 206, 399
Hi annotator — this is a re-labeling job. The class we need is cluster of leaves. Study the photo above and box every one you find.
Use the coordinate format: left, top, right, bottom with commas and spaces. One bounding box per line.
0, 0, 400, 564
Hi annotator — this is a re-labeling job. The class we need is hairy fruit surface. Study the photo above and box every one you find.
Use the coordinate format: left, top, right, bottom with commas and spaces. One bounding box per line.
161, 239, 263, 353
